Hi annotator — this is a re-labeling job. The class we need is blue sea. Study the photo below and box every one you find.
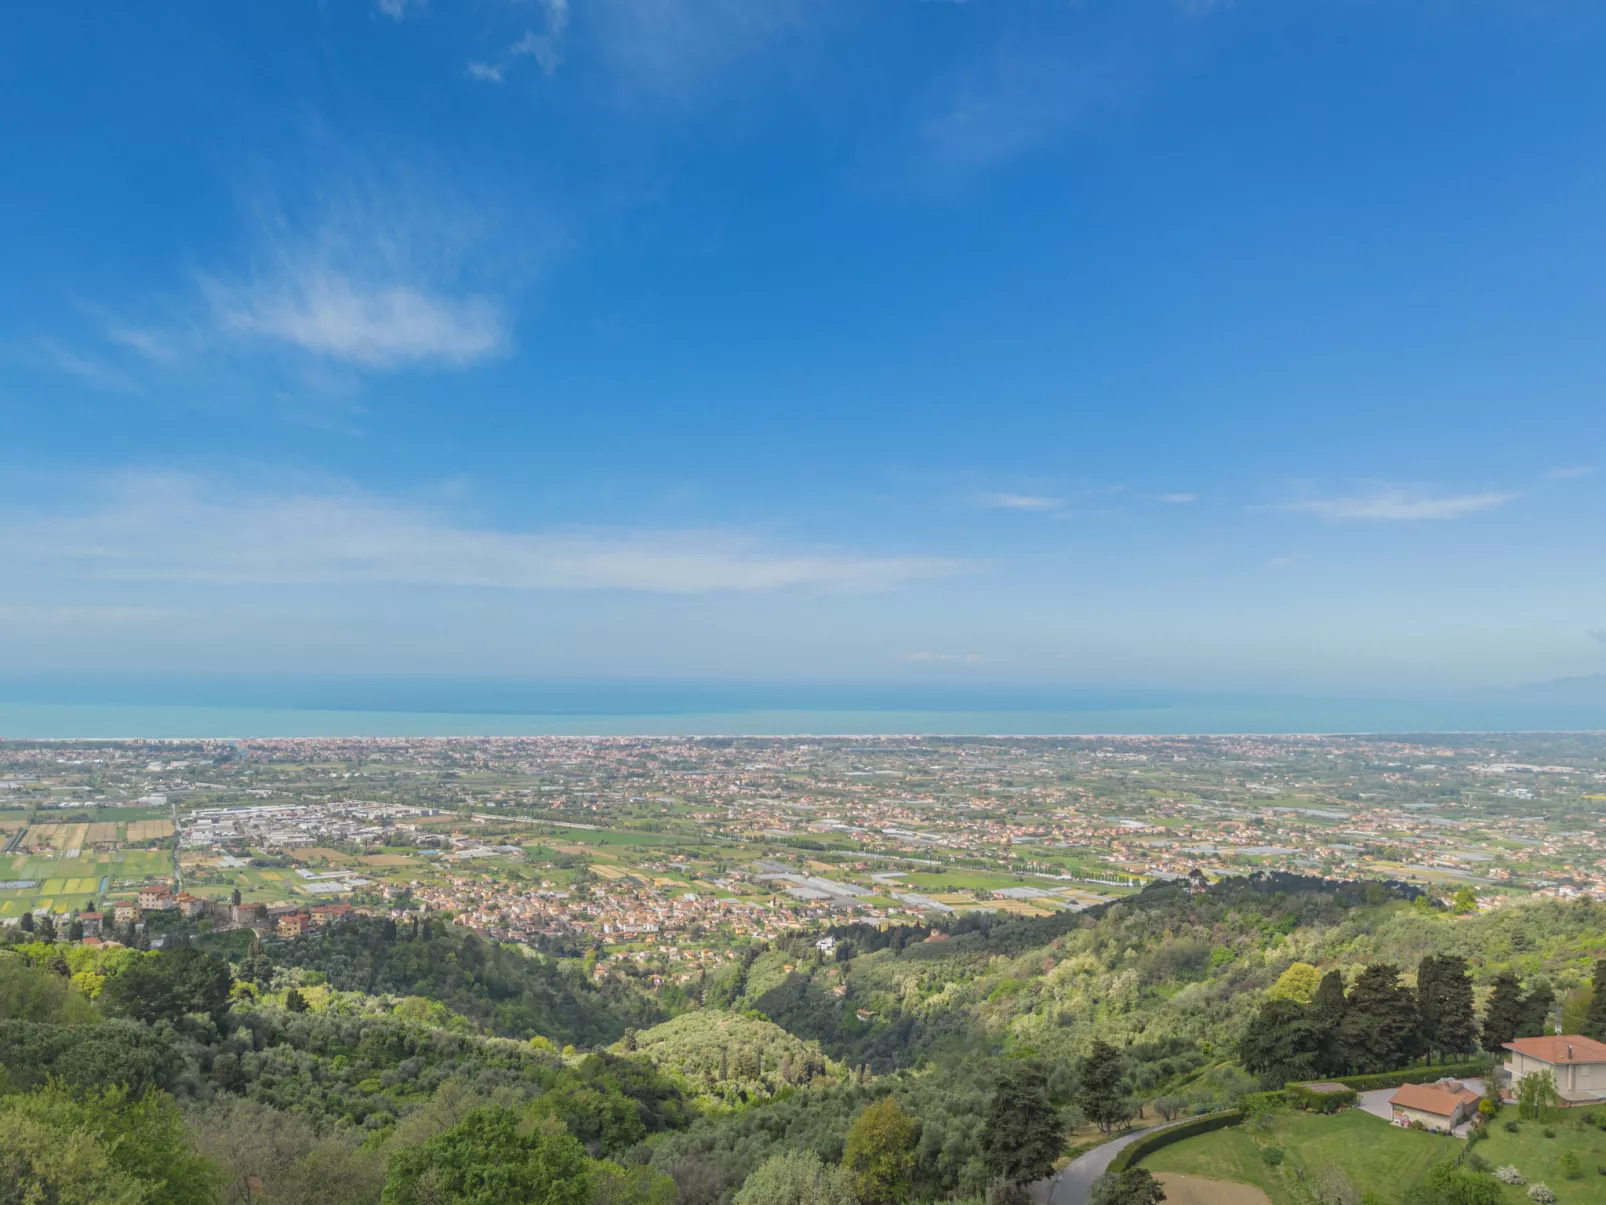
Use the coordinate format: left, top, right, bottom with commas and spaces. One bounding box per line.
0, 677, 1601, 738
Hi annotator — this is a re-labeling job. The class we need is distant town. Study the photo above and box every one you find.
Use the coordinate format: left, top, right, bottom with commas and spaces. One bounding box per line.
2, 732, 1603, 978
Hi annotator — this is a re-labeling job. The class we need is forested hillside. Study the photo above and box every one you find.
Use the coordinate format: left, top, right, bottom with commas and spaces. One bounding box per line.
3, 873, 1605, 1205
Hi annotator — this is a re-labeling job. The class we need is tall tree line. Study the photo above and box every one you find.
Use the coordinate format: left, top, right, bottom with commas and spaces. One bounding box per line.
1238, 955, 1543, 1082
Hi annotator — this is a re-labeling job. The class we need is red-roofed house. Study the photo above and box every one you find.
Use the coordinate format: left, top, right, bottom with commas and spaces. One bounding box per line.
1504, 1035, 1606, 1106
1389, 1081, 1480, 1132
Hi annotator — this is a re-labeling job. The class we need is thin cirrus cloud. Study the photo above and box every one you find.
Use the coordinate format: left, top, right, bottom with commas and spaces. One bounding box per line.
1282, 487, 1520, 522
978, 492, 1063, 511
903, 651, 984, 663
922, 49, 1123, 176
0, 477, 959, 595
205, 267, 505, 370
66, 178, 521, 385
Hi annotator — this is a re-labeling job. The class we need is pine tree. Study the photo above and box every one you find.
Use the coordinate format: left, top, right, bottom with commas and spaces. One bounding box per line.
1431, 955, 1478, 1058
1078, 1040, 1131, 1135
1339, 963, 1420, 1072
982, 1064, 1066, 1185
1587, 961, 1606, 1041
1238, 997, 1321, 1083
1482, 971, 1526, 1051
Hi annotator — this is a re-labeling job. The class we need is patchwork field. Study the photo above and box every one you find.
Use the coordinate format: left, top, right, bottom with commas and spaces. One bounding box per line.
126, 819, 175, 842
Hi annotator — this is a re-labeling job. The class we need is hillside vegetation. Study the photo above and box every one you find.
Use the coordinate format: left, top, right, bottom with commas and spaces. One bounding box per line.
1, 873, 1604, 1205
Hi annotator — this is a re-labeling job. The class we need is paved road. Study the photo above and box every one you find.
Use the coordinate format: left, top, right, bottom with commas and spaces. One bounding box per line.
1029, 1124, 1182, 1205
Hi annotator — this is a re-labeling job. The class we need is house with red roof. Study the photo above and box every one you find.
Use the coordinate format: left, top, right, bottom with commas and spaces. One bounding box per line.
1504, 1035, 1606, 1106
1389, 1080, 1480, 1132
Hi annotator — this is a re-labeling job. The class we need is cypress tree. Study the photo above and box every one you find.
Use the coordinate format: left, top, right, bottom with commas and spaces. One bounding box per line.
1432, 955, 1478, 1058
1586, 961, 1606, 1041
1521, 982, 1556, 1038
1417, 956, 1443, 1059
1312, 969, 1348, 1074
1482, 971, 1526, 1051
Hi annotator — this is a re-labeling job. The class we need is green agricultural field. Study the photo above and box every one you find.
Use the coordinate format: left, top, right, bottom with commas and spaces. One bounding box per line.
1142, 1109, 1450, 1205
902, 871, 1045, 891
1476, 1114, 1606, 1205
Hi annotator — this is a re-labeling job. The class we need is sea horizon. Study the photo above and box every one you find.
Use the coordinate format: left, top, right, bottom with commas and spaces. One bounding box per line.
3, 681, 1605, 740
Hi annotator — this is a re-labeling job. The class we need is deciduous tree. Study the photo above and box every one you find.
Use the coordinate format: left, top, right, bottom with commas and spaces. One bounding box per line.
842, 1097, 920, 1205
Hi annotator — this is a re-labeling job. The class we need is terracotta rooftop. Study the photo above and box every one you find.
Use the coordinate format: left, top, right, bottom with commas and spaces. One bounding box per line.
1504, 1035, 1606, 1065
1390, 1082, 1478, 1116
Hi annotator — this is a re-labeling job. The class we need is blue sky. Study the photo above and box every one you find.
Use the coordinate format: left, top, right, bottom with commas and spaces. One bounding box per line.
3, 0, 1606, 698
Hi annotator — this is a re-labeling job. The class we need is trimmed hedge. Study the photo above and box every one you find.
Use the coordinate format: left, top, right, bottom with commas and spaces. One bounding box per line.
1287, 1083, 1359, 1113
1109, 1110, 1244, 1174
1294, 1060, 1493, 1094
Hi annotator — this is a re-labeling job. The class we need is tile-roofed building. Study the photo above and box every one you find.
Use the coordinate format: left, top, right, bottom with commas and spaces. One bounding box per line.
1504, 1035, 1606, 1105
1389, 1081, 1479, 1131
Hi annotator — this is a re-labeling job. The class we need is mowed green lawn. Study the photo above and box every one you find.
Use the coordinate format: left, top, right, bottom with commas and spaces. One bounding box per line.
1476, 1114, 1606, 1205
1143, 1110, 1452, 1205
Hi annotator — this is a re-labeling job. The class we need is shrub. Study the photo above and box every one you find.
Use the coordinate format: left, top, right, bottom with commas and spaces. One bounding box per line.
1262, 1147, 1285, 1167
1543, 1128, 1556, 1139
1287, 1084, 1359, 1113
1505, 1121, 1521, 1133
1526, 1184, 1555, 1204
1494, 1166, 1525, 1186
1560, 1152, 1582, 1180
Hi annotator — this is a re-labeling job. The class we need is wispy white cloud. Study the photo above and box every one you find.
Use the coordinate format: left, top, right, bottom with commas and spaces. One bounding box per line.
80, 173, 523, 380
0, 605, 176, 627
978, 492, 1063, 511
923, 50, 1122, 175
513, 0, 570, 75
375, 0, 427, 21
466, 61, 505, 84
1589, 629, 1606, 645
1283, 487, 1519, 522
1548, 465, 1594, 480
1155, 493, 1197, 503
208, 269, 504, 369
588, 0, 810, 104
32, 338, 142, 394
1, 476, 959, 595
106, 325, 178, 363
903, 651, 984, 663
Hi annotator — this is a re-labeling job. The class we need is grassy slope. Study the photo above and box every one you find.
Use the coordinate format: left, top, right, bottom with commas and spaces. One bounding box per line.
1477, 1116, 1606, 1205
1143, 1111, 1450, 1205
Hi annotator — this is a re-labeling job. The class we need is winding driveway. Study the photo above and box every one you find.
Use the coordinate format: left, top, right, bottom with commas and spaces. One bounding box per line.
1030, 1122, 1189, 1205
